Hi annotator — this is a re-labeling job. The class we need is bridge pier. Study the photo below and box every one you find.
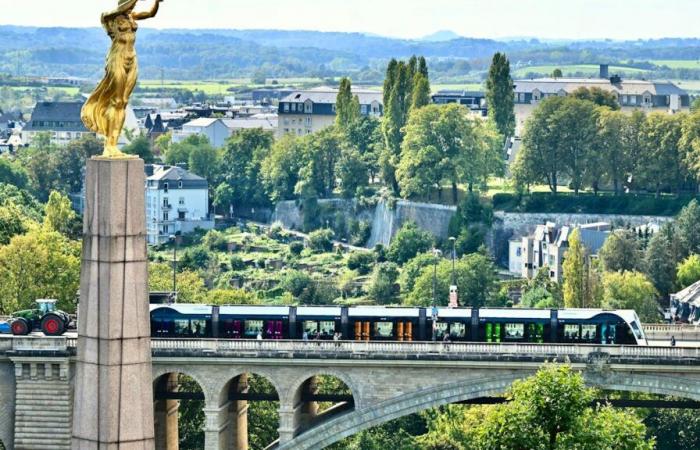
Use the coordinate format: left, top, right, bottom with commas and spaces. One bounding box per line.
154, 374, 179, 450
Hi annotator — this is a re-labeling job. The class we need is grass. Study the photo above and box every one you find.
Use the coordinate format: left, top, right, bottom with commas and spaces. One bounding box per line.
137, 77, 326, 94
512, 64, 649, 78
1, 85, 80, 95
650, 60, 700, 69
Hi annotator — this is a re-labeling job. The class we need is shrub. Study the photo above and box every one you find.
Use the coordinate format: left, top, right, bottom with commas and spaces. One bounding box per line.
229, 255, 246, 271
178, 246, 212, 271
346, 251, 375, 275
308, 229, 334, 253
289, 241, 304, 256
388, 222, 434, 265
202, 229, 228, 251
368, 262, 400, 304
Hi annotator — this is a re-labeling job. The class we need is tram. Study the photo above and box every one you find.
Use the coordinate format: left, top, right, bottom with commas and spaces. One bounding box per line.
150, 305, 648, 345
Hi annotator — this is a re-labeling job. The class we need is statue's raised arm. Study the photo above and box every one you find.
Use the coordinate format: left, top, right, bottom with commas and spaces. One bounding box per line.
82, 0, 164, 158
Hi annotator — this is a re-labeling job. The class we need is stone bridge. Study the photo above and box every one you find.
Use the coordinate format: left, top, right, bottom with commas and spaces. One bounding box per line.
2, 337, 700, 450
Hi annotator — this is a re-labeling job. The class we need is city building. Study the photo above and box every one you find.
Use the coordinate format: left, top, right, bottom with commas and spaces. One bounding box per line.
171, 117, 231, 148
431, 90, 487, 116
252, 88, 294, 105
278, 87, 383, 137
223, 115, 277, 134
21, 101, 94, 146
145, 164, 214, 245
513, 65, 690, 134
512, 222, 610, 281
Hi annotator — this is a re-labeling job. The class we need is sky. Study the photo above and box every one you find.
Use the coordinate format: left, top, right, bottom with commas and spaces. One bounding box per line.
0, 0, 697, 41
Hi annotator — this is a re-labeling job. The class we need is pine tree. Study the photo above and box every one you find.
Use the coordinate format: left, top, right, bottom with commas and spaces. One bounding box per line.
418, 56, 429, 78
563, 228, 586, 308
486, 52, 516, 139
382, 59, 398, 109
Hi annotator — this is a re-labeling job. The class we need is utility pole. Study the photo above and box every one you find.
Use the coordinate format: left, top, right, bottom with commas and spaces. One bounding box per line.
170, 234, 178, 302
449, 237, 458, 308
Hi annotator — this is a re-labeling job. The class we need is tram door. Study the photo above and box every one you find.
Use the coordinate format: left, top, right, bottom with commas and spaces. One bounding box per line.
265, 320, 283, 339
601, 323, 617, 344
396, 322, 413, 341
354, 321, 371, 341
485, 323, 502, 343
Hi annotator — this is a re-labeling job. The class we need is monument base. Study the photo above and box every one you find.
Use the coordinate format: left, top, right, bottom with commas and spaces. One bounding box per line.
71, 158, 155, 450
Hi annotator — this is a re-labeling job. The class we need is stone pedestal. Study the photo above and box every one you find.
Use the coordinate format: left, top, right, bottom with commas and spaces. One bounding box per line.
72, 158, 154, 450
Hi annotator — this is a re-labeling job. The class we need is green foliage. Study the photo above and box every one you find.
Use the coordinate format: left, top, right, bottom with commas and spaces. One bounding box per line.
520, 266, 564, 308
486, 52, 515, 138
552, 68, 563, 78
202, 229, 228, 252
261, 133, 306, 202
563, 229, 602, 308
491, 192, 695, 215
219, 128, 274, 207
0, 202, 28, 246
406, 253, 498, 308
288, 241, 304, 256
229, 255, 246, 271
677, 254, 700, 289
43, 191, 77, 236
206, 289, 259, 305
178, 246, 212, 271
449, 194, 494, 255
602, 271, 660, 322
0, 227, 80, 314
387, 222, 433, 265
346, 251, 375, 275
0, 183, 44, 222
644, 223, 678, 297
149, 263, 207, 303
571, 86, 621, 110
645, 408, 700, 450
368, 262, 400, 304
399, 252, 439, 293
308, 228, 334, 253
336, 77, 361, 129
176, 374, 205, 450
279, 270, 312, 298
675, 199, 700, 258
0, 157, 28, 189
599, 229, 643, 273
121, 134, 155, 163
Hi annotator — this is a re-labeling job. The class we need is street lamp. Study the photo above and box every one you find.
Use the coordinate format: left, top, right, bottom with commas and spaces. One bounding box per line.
431, 248, 443, 341
449, 237, 458, 308
169, 234, 178, 303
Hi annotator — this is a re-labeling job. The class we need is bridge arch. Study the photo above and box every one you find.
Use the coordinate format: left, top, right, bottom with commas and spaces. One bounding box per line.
285, 369, 362, 409
152, 370, 208, 450
279, 370, 700, 450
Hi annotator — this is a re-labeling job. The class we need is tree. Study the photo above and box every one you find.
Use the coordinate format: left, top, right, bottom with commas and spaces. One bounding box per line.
645, 408, 700, 450
307, 229, 334, 253
571, 87, 620, 110
675, 199, 700, 258
644, 223, 679, 297
552, 68, 563, 78
514, 97, 598, 194
599, 230, 643, 273
638, 113, 685, 196
406, 253, 498, 308
57, 134, 102, 193
477, 365, 653, 450
563, 228, 586, 308
178, 246, 212, 272
677, 254, 700, 289
368, 262, 400, 304
220, 128, 274, 207
261, 134, 306, 202
387, 222, 433, 265
0, 228, 80, 314
346, 251, 375, 275
149, 262, 207, 303
44, 191, 77, 236
188, 139, 220, 183
602, 271, 659, 322
398, 252, 439, 294
121, 134, 154, 163
0, 155, 29, 189
411, 73, 431, 110
597, 108, 632, 195
485, 52, 515, 139
295, 127, 343, 198
336, 77, 360, 129
0, 202, 28, 246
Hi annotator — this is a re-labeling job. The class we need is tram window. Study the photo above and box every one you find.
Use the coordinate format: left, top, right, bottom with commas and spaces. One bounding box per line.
581, 325, 597, 342
191, 320, 206, 337
564, 324, 580, 341
505, 323, 525, 340
630, 321, 643, 340
320, 321, 335, 337
373, 322, 393, 338
221, 320, 242, 338
303, 321, 318, 334
244, 320, 263, 338
450, 323, 466, 339
435, 322, 449, 339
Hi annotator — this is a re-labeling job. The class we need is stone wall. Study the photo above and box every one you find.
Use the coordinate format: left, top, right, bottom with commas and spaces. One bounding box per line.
0, 358, 15, 450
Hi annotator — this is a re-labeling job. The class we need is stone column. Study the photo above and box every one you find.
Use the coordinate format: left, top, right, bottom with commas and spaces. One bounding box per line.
72, 158, 154, 450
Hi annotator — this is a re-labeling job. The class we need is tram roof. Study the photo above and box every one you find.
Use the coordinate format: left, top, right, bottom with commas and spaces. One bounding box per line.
219, 306, 290, 316
297, 306, 342, 316
150, 304, 213, 315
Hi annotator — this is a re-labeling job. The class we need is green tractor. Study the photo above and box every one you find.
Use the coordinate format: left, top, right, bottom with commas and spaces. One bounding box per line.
10, 299, 72, 336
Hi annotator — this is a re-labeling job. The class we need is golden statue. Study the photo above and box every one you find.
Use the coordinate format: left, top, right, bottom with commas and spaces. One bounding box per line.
82, 0, 163, 158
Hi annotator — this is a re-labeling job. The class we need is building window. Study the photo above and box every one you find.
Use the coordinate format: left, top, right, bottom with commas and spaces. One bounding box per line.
283, 103, 289, 112
178, 181, 183, 189
178, 211, 185, 220
304, 102, 312, 113
163, 212, 169, 221
179, 197, 185, 205
361, 105, 368, 115
163, 198, 169, 208
630, 95, 637, 105
163, 183, 169, 193
305, 117, 312, 127
622, 95, 628, 104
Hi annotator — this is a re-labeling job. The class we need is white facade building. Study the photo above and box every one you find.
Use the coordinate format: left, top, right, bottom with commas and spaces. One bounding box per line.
145, 165, 214, 245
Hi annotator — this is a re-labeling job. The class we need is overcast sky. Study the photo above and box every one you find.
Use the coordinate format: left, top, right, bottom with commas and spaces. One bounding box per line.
1, 0, 697, 40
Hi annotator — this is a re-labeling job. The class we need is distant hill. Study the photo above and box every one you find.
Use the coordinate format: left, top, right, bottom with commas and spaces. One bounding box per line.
421, 30, 462, 42
1, 26, 699, 82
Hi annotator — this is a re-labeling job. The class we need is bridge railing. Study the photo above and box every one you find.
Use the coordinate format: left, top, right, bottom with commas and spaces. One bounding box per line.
149, 338, 700, 359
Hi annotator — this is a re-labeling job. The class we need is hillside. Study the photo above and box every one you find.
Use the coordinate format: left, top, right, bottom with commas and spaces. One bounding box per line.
1, 26, 700, 81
